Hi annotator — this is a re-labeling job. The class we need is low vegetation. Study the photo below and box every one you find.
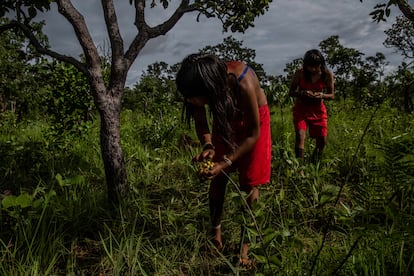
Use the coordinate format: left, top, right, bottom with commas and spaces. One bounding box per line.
1, 97, 413, 275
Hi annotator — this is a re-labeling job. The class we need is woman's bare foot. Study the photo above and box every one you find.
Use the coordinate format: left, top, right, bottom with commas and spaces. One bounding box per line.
239, 243, 254, 270
239, 256, 254, 270
211, 224, 223, 251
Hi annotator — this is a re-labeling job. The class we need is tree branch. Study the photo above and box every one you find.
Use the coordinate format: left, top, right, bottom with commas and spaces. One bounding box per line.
56, 0, 101, 77
101, 0, 128, 90
134, 0, 149, 33
395, 0, 414, 22
148, 0, 196, 38
101, 0, 124, 59
0, 20, 88, 75
125, 0, 194, 64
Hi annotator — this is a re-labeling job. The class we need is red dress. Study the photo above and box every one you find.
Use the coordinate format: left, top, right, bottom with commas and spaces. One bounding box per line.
293, 78, 328, 137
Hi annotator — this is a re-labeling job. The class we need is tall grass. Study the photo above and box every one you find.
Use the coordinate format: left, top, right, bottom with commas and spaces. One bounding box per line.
0, 101, 413, 275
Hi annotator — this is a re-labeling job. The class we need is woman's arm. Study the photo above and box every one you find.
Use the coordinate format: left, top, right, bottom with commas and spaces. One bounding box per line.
192, 106, 216, 161
322, 70, 335, 100
193, 106, 212, 145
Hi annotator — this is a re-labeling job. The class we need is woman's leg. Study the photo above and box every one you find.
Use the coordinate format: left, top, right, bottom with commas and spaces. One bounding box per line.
209, 173, 228, 248
295, 129, 306, 163
240, 186, 259, 265
312, 136, 326, 164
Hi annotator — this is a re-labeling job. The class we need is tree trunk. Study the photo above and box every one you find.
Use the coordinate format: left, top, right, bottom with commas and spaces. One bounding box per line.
98, 93, 128, 205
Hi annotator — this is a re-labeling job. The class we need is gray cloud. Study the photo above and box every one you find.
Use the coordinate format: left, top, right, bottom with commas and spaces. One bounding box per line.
35, 0, 409, 85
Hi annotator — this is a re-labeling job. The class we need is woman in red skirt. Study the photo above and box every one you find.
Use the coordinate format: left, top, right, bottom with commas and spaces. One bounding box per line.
289, 49, 335, 165
176, 54, 272, 267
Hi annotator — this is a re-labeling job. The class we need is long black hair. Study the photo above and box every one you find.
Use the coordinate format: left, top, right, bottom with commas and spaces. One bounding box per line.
303, 49, 329, 83
176, 53, 238, 149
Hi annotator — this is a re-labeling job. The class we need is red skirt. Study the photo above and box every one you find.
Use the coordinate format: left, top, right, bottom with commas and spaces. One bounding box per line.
293, 101, 328, 137
212, 104, 272, 187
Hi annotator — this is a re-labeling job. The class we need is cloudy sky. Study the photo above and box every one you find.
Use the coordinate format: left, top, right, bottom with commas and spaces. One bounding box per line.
37, 0, 413, 86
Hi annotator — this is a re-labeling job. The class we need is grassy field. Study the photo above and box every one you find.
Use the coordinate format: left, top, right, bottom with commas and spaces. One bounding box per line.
0, 101, 413, 275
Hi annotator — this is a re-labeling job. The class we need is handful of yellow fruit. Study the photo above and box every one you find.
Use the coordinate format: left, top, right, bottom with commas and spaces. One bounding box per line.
197, 159, 214, 179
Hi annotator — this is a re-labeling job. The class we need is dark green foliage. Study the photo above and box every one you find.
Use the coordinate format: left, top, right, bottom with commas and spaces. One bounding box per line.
193, 0, 272, 33
369, 2, 394, 22
265, 77, 292, 109
283, 57, 303, 81
41, 60, 95, 136
384, 15, 414, 59
122, 109, 182, 149
1, 101, 414, 274
0, 0, 51, 19
0, 18, 50, 119
319, 35, 389, 104
129, 0, 272, 33
123, 61, 179, 115
384, 62, 414, 113
0, 116, 102, 194
376, 135, 414, 210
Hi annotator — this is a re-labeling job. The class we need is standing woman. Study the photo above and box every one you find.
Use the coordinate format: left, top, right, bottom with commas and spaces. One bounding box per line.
176, 53, 272, 267
289, 49, 334, 165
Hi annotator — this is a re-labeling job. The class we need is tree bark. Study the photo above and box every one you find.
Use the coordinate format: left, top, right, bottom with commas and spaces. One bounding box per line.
97, 91, 128, 204
396, 0, 414, 23
56, 0, 129, 205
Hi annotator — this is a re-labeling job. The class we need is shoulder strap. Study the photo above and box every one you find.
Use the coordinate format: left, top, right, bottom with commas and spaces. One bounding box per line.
237, 65, 250, 82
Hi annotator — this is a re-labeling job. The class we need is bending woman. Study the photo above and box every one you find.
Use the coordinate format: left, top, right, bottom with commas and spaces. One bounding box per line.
176, 53, 272, 266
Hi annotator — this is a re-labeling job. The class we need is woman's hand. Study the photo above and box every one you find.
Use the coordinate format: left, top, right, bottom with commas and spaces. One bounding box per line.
199, 161, 227, 180
192, 148, 215, 163
301, 90, 323, 99
300, 90, 312, 98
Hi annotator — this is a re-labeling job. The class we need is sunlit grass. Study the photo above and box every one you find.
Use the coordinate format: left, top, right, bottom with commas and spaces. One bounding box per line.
0, 102, 413, 275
